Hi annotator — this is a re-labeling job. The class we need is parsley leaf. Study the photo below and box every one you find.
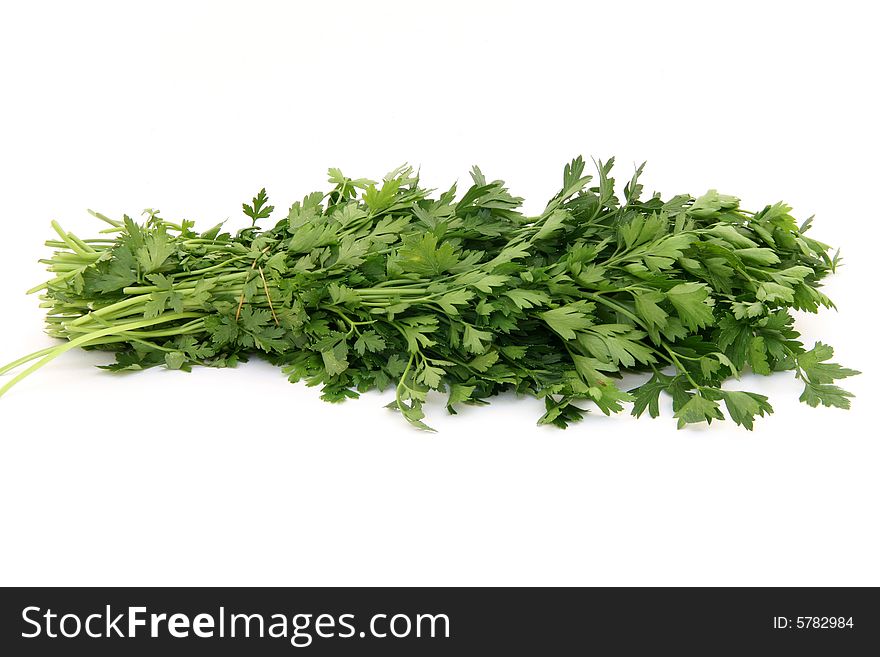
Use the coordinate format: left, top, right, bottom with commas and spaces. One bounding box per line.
242, 188, 275, 225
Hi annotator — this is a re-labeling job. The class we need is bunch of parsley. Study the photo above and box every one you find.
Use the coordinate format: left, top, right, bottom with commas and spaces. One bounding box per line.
0, 158, 858, 430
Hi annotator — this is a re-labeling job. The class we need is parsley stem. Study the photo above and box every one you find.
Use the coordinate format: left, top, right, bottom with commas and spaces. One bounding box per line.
0, 345, 58, 375
0, 313, 203, 398
663, 347, 701, 389
582, 292, 641, 324
50, 221, 92, 257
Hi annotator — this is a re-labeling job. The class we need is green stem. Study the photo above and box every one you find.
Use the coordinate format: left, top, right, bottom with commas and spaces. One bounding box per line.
663, 346, 701, 389
0, 313, 202, 398
50, 221, 91, 257
0, 345, 58, 375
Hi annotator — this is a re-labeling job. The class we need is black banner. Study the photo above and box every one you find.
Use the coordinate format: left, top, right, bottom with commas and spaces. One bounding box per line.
1, 587, 876, 654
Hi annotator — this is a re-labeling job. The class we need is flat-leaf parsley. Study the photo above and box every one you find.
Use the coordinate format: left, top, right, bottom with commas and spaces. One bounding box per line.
0, 158, 858, 430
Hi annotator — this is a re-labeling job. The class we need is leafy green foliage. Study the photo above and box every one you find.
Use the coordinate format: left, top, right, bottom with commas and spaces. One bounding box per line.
721, 391, 773, 430
674, 392, 724, 429
540, 302, 594, 340
242, 188, 275, 225
2, 156, 856, 432
666, 282, 715, 331
397, 233, 460, 276
796, 342, 860, 409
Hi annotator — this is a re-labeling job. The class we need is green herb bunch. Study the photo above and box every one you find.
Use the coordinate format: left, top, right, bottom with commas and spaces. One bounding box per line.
0, 158, 858, 430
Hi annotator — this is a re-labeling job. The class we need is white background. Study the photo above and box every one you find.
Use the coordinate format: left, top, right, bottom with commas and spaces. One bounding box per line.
0, 1, 877, 586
